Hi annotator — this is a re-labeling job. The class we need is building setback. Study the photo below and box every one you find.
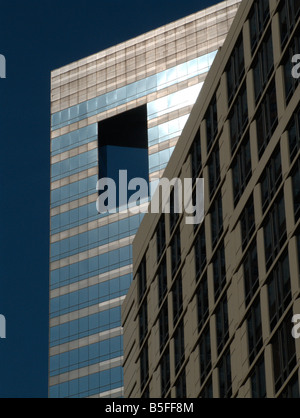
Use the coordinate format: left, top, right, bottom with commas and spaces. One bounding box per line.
49, 0, 241, 398
122, 0, 300, 398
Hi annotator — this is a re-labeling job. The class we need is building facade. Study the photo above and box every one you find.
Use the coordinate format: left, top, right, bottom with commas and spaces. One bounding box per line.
49, 0, 240, 398
122, 0, 300, 398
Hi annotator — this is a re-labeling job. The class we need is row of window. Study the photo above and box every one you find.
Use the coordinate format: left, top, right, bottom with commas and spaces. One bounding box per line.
50, 244, 132, 290
198, 300, 298, 398
50, 213, 142, 262
138, 226, 299, 397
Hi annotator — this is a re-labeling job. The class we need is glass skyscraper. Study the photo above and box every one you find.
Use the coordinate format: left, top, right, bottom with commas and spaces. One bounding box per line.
49, 0, 240, 398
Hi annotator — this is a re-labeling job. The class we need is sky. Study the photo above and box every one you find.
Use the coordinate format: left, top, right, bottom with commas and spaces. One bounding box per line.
0, 0, 220, 398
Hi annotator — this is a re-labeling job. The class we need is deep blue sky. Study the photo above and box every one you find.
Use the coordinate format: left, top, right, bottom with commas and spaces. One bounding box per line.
0, 0, 220, 398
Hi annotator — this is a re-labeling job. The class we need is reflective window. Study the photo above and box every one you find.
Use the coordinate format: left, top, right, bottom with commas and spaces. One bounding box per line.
260, 145, 282, 213
50, 306, 122, 347
232, 133, 251, 206
264, 192, 286, 271
256, 81, 278, 159
230, 83, 248, 153
267, 251, 291, 331
253, 29, 273, 103
251, 355, 266, 398
249, 0, 270, 53
272, 311, 297, 393
199, 325, 211, 385
247, 296, 263, 365
288, 107, 300, 164
213, 242, 226, 302
218, 348, 232, 398
197, 273, 209, 333
226, 34, 245, 104
161, 348, 170, 398
279, 0, 300, 49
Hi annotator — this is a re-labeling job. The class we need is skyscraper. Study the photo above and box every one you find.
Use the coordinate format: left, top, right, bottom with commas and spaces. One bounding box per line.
49, 0, 241, 398
122, 0, 300, 398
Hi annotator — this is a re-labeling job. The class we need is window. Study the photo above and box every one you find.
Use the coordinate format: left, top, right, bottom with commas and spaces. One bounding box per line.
197, 274, 209, 333
208, 143, 220, 199
210, 192, 223, 248
267, 251, 291, 331
213, 242, 226, 301
140, 344, 149, 390
199, 377, 213, 398
240, 195, 255, 251
161, 348, 170, 398
243, 240, 259, 307
279, 0, 300, 48
260, 145, 282, 213
283, 29, 300, 104
206, 94, 218, 153
176, 370, 187, 398
172, 273, 183, 326
227, 34, 245, 104
292, 158, 300, 220
256, 81, 278, 159
297, 227, 300, 274
249, 0, 270, 53
157, 215, 166, 261
253, 29, 273, 103
159, 302, 169, 352
194, 226, 207, 281
264, 192, 286, 270
251, 355, 266, 398
170, 187, 180, 233
137, 257, 147, 302
174, 321, 185, 374
216, 296, 229, 355
232, 133, 251, 206
199, 325, 212, 385
288, 107, 300, 163
247, 296, 263, 365
272, 311, 297, 393
191, 129, 202, 181
279, 373, 300, 398
158, 256, 168, 306
139, 301, 148, 345
219, 349, 232, 398
230, 83, 248, 153
141, 386, 149, 398
171, 228, 181, 276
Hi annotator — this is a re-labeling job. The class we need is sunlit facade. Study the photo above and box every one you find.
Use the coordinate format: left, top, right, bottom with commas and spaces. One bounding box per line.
122, 0, 300, 398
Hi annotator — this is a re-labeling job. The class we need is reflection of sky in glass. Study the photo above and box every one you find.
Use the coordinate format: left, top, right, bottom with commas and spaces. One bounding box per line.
147, 83, 203, 120
148, 114, 189, 146
51, 50, 217, 130
149, 146, 175, 174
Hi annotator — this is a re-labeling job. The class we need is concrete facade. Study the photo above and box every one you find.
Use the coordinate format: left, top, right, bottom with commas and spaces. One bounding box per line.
122, 0, 300, 398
